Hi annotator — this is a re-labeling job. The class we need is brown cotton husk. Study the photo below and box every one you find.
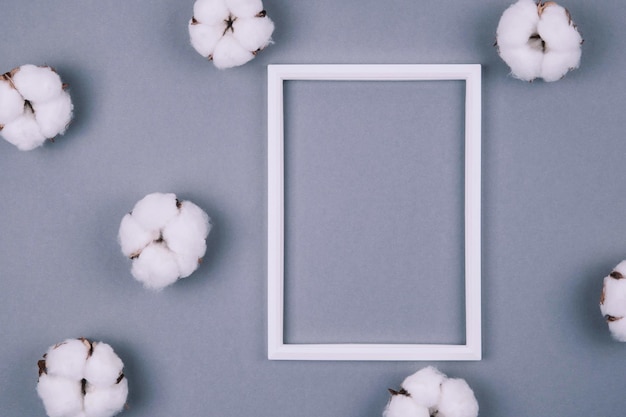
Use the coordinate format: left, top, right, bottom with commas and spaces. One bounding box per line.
38, 359, 47, 377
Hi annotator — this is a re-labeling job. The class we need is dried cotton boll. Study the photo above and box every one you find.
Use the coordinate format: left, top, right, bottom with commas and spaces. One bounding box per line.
437, 378, 479, 417
189, 0, 274, 69
211, 33, 256, 69
383, 393, 430, 417
37, 338, 128, 417
0, 64, 74, 150
130, 192, 180, 231
607, 318, 626, 342
540, 50, 581, 82
162, 200, 211, 258
84, 342, 125, 387
600, 261, 626, 341
11, 65, 63, 103
189, 23, 226, 57
232, 16, 275, 52
0, 77, 24, 125
33, 90, 73, 138
131, 243, 182, 290
44, 338, 91, 381
37, 374, 85, 417
495, 0, 582, 82
226, 0, 264, 19
496, 0, 541, 48
497, 45, 544, 82
118, 214, 158, 258
118, 192, 212, 290
194, 0, 230, 25
401, 366, 447, 409
84, 378, 128, 417
536, 3, 583, 51
0, 108, 47, 151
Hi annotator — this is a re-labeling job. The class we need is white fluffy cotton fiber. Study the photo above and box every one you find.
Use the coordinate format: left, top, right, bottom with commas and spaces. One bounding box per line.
600, 261, 626, 341
37, 338, 127, 417
189, 0, 274, 69
383, 394, 430, 417
118, 192, 212, 290
383, 367, 478, 417
438, 378, 480, 417
496, 0, 582, 82
0, 65, 73, 150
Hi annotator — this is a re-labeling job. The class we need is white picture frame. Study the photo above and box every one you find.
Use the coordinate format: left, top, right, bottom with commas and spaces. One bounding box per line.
267, 64, 482, 361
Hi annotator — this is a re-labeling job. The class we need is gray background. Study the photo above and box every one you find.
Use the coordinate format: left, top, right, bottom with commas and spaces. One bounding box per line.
0, 0, 624, 416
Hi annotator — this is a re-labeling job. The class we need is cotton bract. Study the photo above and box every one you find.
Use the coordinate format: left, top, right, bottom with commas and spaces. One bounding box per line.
37, 338, 128, 417
384, 367, 478, 417
600, 261, 626, 341
0, 65, 73, 150
118, 192, 212, 290
496, 0, 582, 82
189, 0, 274, 69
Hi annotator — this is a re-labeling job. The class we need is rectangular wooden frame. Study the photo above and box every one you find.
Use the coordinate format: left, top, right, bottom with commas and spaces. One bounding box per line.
268, 64, 482, 361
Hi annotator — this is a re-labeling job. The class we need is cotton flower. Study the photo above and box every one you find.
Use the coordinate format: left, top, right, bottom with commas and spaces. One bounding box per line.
496, 0, 582, 82
118, 192, 212, 290
37, 338, 128, 417
384, 367, 478, 417
0, 65, 73, 150
189, 0, 274, 69
600, 261, 626, 341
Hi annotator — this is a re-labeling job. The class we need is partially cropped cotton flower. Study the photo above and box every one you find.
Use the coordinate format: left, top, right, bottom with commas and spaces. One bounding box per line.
496, 0, 582, 82
37, 338, 128, 417
0, 65, 73, 150
118, 192, 212, 290
384, 367, 478, 417
600, 261, 626, 341
189, 0, 274, 69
